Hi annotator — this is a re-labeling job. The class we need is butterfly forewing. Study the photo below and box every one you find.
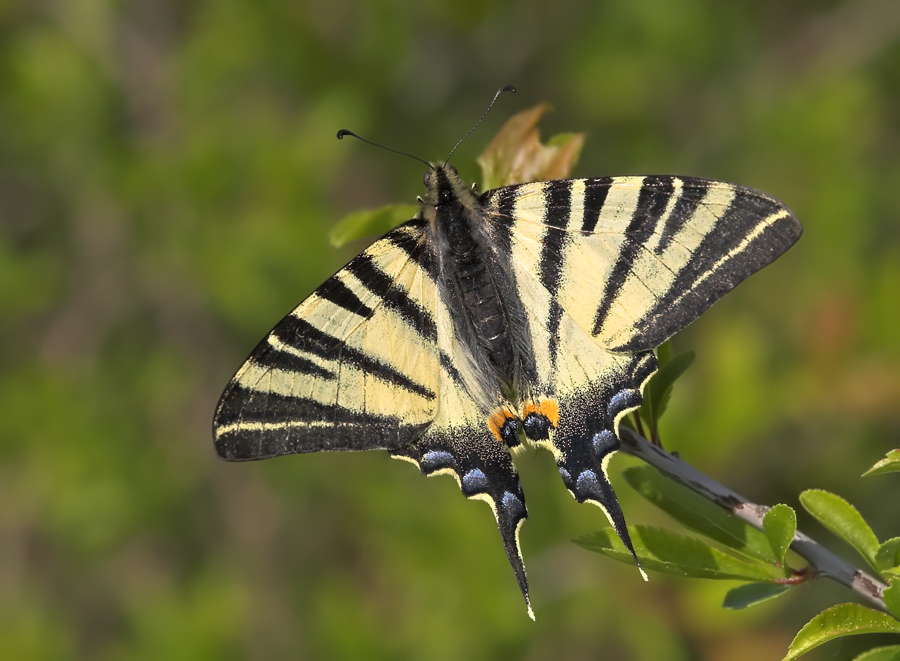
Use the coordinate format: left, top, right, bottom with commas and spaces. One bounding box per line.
214, 219, 440, 460
485, 175, 803, 353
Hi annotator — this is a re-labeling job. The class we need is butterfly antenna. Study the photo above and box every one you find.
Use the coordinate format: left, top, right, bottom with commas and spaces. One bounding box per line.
444, 84, 516, 165
336, 130, 431, 168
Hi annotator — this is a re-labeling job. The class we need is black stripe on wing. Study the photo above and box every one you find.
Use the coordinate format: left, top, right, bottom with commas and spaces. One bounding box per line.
653, 179, 708, 255
268, 316, 435, 400
250, 350, 336, 380
580, 176, 613, 234
315, 275, 374, 317
591, 176, 676, 336
386, 218, 439, 281
611, 181, 802, 352
538, 180, 573, 374
489, 186, 518, 258
216, 386, 430, 459
438, 350, 467, 389
346, 254, 438, 344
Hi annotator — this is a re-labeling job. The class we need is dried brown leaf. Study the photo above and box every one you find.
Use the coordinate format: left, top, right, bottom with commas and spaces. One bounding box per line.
476, 103, 585, 190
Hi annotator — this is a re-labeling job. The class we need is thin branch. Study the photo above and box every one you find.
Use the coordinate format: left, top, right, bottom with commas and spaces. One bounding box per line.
618, 427, 889, 612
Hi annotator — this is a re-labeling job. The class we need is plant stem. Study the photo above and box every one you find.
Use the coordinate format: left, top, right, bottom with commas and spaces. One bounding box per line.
632, 413, 646, 439
618, 427, 889, 613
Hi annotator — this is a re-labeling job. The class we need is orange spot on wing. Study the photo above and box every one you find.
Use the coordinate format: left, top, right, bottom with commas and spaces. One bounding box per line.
488, 409, 513, 443
539, 399, 559, 427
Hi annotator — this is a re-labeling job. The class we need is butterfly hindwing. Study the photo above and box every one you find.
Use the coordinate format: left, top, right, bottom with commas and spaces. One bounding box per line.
500, 225, 657, 562
213, 219, 440, 460
391, 293, 533, 616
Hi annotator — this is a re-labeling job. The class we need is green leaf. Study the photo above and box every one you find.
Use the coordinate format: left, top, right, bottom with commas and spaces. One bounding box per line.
783, 603, 900, 660
547, 131, 581, 148
639, 350, 695, 436
329, 203, 419, 247
799, 489, 880, 571
763, 504, 797, 570
623, 466, 776, 562
656, 339, 673, 368
877, 539, 900, 573
575, 524, 781, 581
864, 450, 900, 477
852, 645, 900, 661
885, 580, 900, 619
723, 582, 792, 610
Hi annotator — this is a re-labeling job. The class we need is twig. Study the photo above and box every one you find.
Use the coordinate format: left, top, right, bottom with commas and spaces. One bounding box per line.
618, 427, 889, 612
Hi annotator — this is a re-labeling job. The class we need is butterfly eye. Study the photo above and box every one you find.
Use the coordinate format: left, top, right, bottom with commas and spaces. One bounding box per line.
423, 171, 433, 187
447, 165, 458, 176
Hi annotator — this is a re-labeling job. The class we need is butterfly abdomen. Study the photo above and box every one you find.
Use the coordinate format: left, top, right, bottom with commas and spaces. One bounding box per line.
438, 204, 518, 384
426, 165, 537, 401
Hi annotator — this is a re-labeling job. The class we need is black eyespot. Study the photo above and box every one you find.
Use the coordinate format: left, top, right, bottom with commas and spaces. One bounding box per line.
523, 413, 553, 441
499, 418, 520, 448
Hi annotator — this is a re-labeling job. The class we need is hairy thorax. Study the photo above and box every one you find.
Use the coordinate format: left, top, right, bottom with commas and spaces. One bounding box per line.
423, 166, 532, 406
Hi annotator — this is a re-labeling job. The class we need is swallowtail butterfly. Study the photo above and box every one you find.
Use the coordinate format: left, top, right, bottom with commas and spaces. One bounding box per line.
213, 89, 802, 618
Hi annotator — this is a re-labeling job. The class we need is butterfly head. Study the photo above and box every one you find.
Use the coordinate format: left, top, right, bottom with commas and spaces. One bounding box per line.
421, 163, 479, 212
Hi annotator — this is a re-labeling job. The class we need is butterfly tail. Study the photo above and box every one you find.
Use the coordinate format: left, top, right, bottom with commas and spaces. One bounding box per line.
491, 485, 533, 619
393, 426, 534, 618
560, 447, 647, 580
545, 352, 658, 581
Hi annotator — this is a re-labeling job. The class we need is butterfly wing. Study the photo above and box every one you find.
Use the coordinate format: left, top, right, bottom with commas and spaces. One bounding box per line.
483, 175, 801, 562
215, 211, 533, 612
487, 175, 803, 352
390, 291, 533, 618
213, 219, 441, 460
499, 223, 657, 566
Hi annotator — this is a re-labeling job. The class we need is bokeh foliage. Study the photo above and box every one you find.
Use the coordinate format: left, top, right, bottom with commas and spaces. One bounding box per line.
1, 0, 899, 659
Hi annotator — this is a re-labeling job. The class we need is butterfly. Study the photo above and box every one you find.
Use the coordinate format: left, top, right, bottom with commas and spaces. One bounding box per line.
212, 91, 802, 619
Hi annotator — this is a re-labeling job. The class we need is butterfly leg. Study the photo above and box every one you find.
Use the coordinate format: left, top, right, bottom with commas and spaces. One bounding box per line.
392, 426, 534, 618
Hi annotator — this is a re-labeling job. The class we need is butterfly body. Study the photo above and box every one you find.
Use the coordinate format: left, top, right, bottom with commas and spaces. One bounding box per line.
214, 159, 801, 619
426, 165, 536, 412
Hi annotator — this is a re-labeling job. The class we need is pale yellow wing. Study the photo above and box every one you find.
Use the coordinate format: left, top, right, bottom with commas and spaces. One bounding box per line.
214, 219, 440, 460
483, 175, 802, 352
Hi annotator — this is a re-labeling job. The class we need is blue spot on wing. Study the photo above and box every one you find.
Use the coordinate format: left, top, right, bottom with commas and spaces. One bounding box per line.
576, 469, 601, 495
420, 450, 458, 473
462, 468, 490, 496
606, 389, 641, 419
501, 491, 525, 519
592, 430, 619, 457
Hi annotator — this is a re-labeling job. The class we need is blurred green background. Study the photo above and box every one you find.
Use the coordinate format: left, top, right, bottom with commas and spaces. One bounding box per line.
1, 0, 899, 659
